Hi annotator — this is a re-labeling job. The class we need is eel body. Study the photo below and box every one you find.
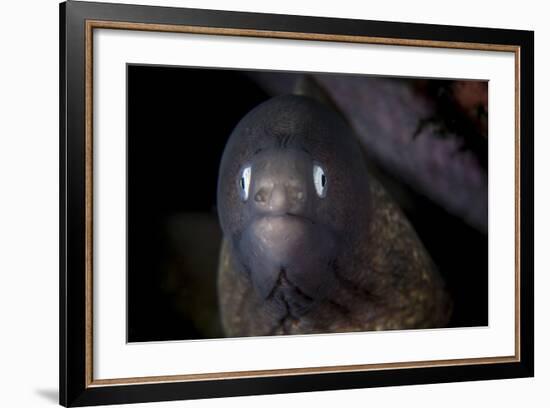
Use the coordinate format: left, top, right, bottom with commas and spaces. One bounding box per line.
217, 95, 451, 337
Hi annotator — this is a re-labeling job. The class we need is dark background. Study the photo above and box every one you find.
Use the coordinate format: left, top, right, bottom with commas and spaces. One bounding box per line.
127, 65, 488, 342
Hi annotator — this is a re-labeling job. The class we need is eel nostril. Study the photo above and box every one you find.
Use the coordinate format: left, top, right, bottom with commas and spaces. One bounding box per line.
254, 190, 267, 203
254, 182, 306, 212
287, 186, 305, 203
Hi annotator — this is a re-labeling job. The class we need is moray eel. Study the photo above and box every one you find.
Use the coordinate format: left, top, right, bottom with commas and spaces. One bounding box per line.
217, 95, 451, 337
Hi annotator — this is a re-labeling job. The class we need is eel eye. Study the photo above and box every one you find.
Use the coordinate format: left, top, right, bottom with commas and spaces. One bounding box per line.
239, 165, 252, 201
313, 164, 327, 198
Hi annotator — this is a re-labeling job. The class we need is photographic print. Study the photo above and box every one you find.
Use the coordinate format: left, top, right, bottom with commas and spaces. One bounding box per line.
60, 2, 533, 405
127, 66, 488, 342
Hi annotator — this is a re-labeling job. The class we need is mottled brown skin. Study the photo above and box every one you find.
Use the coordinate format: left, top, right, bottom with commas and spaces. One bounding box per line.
217, 95, 451, 337
219, 177, 451, 336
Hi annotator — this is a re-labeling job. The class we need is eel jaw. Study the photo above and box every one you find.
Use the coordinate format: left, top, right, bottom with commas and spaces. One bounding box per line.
237, 214, 337, 317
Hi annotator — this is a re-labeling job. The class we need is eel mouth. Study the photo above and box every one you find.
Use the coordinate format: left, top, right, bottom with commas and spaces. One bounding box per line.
266, 267, 315, 318
237, 214, 338, 318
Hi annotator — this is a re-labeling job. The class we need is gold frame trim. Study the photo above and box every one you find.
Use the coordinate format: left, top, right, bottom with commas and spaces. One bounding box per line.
84, 20, 521, 388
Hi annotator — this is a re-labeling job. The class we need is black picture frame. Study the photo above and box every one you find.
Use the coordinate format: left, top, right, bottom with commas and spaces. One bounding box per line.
60, 1, 534, 406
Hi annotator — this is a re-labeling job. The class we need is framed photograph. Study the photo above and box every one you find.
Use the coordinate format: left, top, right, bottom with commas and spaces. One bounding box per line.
59, 1, 534, 406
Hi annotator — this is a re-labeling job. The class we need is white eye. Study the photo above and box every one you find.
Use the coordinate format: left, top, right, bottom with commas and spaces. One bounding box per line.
313, 164, 327, 198
239, 165, 252, 201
